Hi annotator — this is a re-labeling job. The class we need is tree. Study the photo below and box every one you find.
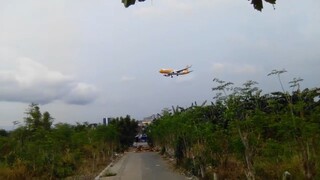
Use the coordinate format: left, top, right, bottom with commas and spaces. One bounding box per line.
147, 82, 320, 179
109, 115, 138, 151
24, 103, 54, 131
0, 129, 8, 137
1, 104, 139, 179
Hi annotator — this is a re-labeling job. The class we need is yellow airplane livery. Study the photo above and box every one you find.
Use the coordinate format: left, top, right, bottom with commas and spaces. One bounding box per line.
159, 65, 192, 78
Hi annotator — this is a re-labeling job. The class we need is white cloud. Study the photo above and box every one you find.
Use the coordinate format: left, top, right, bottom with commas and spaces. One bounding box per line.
14, 58, 72, 86
0, 58, 98, 105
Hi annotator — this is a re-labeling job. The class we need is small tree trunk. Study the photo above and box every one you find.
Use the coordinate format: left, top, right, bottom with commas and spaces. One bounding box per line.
213, 172, 218, 180
238, 128, 255, 180
299, 140, 316, 179
92, 152, 96, 172
200, 164, 205, 178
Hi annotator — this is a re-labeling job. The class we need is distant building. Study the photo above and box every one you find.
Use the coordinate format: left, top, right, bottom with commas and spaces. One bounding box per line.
141, 115, 154, 126
102, 117, 115, 126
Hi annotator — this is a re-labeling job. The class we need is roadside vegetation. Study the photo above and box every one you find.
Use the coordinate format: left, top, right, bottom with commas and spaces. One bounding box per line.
0, 69, 319, 179
0, 104, 137, 179
147, 70, 320, 179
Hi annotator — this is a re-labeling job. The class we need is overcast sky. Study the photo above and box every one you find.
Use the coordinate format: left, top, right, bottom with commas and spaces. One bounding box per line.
1, 0, 319, 129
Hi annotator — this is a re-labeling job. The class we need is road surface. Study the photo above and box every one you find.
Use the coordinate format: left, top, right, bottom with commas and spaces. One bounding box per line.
99, 151, 189, 180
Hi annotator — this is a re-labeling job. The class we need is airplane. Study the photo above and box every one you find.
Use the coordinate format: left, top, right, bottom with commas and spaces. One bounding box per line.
159, 65, 192, 78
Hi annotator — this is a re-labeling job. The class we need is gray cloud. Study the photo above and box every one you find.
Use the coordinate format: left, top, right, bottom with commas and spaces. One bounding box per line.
0, 0, 319, 127
0, 58, 99, 105
64, 83, 99, 105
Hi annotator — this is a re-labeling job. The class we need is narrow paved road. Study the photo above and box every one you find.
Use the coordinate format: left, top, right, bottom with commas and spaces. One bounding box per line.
100, 152, 188, 180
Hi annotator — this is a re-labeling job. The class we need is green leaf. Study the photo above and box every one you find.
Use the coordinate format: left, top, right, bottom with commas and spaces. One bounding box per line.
265, 0, 276, 5
251, 0, 263, 11
122, 0, 136, 8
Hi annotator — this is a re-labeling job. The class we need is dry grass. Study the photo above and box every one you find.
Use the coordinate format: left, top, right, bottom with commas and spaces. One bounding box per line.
0, 164, 29, 180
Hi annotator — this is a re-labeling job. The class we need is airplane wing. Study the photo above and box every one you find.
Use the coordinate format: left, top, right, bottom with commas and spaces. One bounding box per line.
175, 65, 192, 73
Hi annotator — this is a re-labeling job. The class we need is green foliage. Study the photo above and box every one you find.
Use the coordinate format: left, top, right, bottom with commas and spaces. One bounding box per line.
1, 73, 319, 179
0, 129, 8, 137
109, 115, 138, 151
149, 76, 320, 179
122, 0, 136, 8
175, 137, 185, 165
24, 103, 54, 131
250, 0, 277, 11
0, 104, 137, 179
